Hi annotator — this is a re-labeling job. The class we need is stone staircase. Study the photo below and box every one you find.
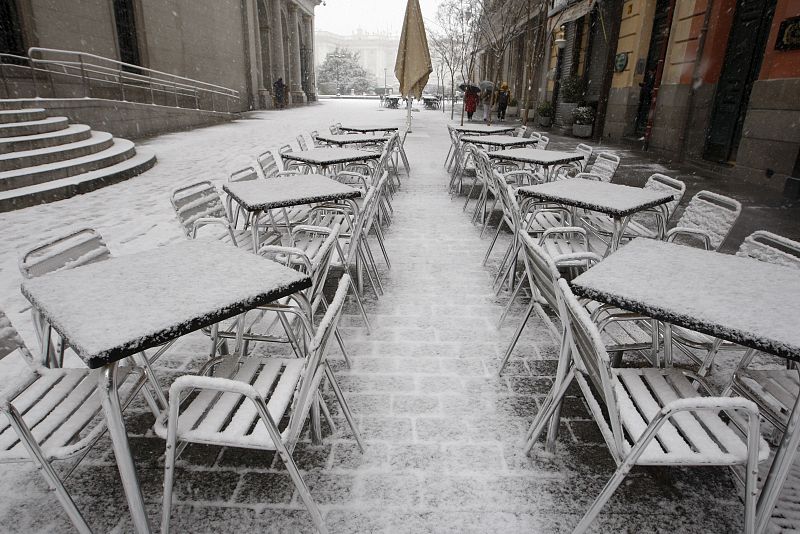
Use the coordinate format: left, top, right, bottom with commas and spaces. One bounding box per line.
0, 104, 156, 212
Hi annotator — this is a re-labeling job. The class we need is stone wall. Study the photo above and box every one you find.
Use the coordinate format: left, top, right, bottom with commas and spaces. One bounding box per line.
5, 98, 235, 139
139, 0, 250, 112
30, 0, 119, 57
603, 85, 639, 140
735, 78, 800, 188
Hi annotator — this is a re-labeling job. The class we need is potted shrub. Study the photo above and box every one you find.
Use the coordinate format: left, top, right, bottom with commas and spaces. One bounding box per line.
506, 97, 519, 117
571, 106, 595, 137
558, 75, 586, 126
537, 101, 554, 127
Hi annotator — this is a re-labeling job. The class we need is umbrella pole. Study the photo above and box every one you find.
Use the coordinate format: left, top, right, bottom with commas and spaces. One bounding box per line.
406, 97, 413, 133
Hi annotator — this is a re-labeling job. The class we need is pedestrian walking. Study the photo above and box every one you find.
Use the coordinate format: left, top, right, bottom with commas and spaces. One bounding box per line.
464, 89, 478, 120
480, 89, 491, 122
273, 78, 286, 109
497, 83, 510, 121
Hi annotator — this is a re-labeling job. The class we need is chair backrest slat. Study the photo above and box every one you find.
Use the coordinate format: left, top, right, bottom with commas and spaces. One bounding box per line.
257, 149, 285, 179
537, 135, 549, 150
171, 181, 227, 237
674, 190, 741, 250
296, 134, 308, 151
229, 166, 259, 183
519, 231, 560, 312
19, 228, 111, 280
0, 310, 29, 362
737, 231, 800, 269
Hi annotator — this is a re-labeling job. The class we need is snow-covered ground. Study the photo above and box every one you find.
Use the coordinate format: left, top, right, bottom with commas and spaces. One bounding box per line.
0, 100, 795, 532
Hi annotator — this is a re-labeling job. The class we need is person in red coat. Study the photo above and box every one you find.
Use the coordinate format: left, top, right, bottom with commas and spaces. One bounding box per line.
464, 89, 478, 120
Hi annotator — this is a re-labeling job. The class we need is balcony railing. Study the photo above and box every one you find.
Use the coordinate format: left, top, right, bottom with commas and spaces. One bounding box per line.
0, 48, 239, 113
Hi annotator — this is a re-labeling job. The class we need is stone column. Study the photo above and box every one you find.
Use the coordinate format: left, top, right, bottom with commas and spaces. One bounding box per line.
303, 14, 316, 101
288, 3, 307, 104
269, 0, 287, 107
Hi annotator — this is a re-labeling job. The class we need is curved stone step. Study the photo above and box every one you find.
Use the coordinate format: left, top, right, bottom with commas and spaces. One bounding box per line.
0, 139, 136, 191
0, 116, 69, 138
0, 131, 114, 171
0, 124, 93, 154
0, 108, 46, 124
0, 150, 157, 212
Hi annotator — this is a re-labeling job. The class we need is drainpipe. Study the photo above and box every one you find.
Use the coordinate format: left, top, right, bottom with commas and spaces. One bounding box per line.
677, 0, 714, 161
643, 0, 677, 151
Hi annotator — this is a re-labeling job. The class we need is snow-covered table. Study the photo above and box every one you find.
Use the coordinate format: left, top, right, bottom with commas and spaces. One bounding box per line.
281, 147, 380, 174
570, 239, 800, 531
487, 148, 584, 181
461, 134, 537, 151
517, 179, 674, 252
223, 174, 361, 251
451, 123, 516, 135
338, 124, 399, 134
20, 240, 312, 534
315, 132, 390, 147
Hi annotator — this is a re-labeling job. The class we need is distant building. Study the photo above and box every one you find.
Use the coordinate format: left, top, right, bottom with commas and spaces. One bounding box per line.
315, 29, 400, 92
0, 0, 321, 110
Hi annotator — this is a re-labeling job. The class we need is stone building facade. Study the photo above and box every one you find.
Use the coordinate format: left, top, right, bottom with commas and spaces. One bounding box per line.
0, 0, 321, 111
478, 0, 800, 191
314, 29, 400, 93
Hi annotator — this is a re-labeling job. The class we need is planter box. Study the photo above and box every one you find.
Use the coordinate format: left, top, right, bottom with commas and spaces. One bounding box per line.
538, 116, 552, 127
506, 106, 518, 117
572, 123, 593, 138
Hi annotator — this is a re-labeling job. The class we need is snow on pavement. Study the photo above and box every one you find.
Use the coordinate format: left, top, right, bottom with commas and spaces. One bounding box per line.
0, 100, 784, 532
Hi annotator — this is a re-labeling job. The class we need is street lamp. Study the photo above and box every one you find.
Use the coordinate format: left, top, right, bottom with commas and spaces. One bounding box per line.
384, 68, 387, 97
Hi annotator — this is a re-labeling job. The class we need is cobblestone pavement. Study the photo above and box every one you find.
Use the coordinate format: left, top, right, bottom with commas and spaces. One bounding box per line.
0, 101, 786, 532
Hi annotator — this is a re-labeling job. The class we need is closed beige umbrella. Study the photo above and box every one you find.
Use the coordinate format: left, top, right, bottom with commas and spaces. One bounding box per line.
394, 0, 432, 126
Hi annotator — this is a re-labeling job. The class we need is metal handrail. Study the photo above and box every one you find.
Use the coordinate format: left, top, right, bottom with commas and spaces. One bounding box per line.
0, 48, 239, 113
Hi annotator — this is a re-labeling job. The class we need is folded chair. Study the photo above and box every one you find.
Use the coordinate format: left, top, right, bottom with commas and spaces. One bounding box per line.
526, 279, 769, 534
0, 311, 158, 534
157, 275, 358, 534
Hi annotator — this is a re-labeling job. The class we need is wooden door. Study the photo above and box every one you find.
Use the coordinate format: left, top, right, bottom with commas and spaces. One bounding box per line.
704, 0, 776, 162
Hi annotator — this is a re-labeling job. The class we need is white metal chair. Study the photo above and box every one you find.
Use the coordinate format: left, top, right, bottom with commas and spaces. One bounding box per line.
580, 173, 686, 246
0, 310, 155, 534
536, 135, 549, 149
170, 181, 273, 249
157, 275, 357, 534
684, 232, 800, 378
665, 190, 741, 251
525, 279, 768, 533
574, 151, 619, 182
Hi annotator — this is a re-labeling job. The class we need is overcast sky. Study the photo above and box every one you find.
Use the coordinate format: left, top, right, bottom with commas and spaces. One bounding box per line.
315, 0, 444, 36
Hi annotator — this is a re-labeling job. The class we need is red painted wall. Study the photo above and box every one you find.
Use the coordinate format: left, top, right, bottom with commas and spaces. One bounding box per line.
760, 0, 800, 79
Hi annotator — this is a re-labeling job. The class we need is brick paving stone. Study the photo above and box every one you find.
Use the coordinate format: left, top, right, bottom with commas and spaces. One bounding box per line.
0, 100, 775, 533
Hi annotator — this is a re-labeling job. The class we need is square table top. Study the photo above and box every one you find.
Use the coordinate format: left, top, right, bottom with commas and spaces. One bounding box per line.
461, 135, 537, 147
281, 147, 380, 165
223, 174, 361, 211
315, 133, 390, 146
487, 148, 583, 166
451, 124, 516, 134
21, 240, 311, 368
571, 239, 800, 360
338, 125, 399, 133
516, 179, 674, 217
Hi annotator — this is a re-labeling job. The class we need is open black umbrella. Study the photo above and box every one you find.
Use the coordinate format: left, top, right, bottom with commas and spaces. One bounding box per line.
458, 82, 480, 93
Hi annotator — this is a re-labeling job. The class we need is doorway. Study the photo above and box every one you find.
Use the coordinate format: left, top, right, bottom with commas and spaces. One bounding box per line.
635, 0, 671, 136
703, 0, 776, 163
112, 0, 141, 70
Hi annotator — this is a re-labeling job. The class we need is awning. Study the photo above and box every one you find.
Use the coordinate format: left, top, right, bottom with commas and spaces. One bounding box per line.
548, 0, 596, 32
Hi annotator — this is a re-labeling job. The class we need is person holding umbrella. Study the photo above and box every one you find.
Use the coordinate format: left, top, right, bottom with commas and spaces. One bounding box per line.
460, 83, 479, 120
497, 82, 510, 121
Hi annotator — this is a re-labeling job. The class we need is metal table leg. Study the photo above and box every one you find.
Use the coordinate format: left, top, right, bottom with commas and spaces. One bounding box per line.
756, 391, 800, 532
98, 362, 152, 534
